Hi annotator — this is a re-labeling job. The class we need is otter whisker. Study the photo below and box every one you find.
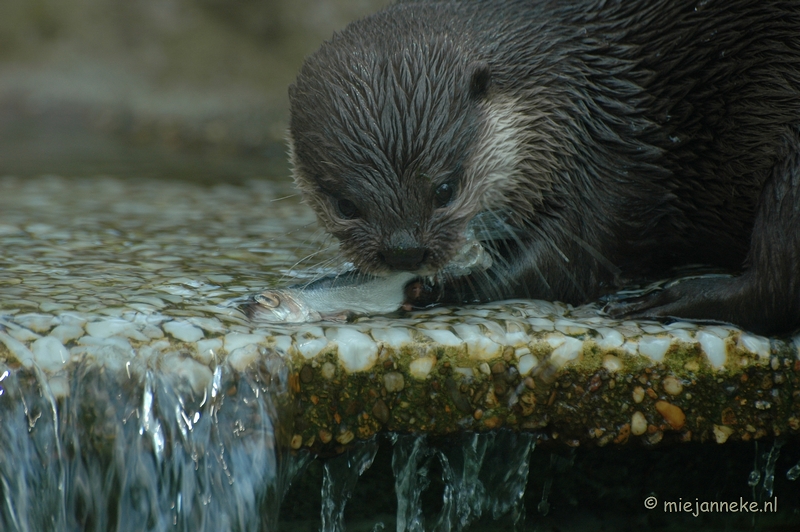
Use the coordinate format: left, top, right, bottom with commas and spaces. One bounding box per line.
564, 229, 622, 280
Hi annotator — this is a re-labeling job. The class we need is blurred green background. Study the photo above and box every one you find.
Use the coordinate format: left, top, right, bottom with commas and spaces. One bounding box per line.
0, 0, 390, 182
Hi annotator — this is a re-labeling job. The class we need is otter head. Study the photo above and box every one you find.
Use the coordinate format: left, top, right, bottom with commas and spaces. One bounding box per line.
288, 14, 535, 276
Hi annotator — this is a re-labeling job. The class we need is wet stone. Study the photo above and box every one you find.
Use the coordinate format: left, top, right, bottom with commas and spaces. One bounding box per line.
662, 375, 684, 396
383, 371, 405, 393
631, 412, 648, 436
371, 399, 390, 424
299, 364, 314, 384
445, 377, 473, 413
655, 400, 686, 430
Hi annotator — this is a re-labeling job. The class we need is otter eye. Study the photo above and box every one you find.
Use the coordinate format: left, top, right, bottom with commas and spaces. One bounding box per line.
434, 183, 455, 208
336, 198, 361, 220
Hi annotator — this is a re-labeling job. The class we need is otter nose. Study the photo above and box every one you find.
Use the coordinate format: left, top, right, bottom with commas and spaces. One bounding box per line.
379, 246, 428, 271
379, 230, 428, 271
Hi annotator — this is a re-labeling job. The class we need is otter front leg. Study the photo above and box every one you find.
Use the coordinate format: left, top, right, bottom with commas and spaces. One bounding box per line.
610, 130, 800, 336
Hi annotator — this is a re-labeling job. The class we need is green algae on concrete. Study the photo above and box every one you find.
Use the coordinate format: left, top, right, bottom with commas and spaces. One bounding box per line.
285, 323, 800, 455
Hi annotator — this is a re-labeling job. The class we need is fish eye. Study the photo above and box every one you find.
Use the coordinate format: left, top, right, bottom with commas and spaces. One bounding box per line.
434, 182, 455, 208
336, 198, 361, 220
255, 293, 281, 308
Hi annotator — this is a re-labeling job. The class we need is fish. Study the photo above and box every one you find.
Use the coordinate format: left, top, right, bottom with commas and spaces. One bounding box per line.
246, 270, 417, 323
247, 228, 492, 324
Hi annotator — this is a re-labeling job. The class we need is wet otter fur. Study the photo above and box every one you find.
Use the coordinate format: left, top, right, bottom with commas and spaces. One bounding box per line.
287, 0, 800, 336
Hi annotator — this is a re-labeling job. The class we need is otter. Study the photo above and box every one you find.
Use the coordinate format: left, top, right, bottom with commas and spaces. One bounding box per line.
287, 0, 800, 336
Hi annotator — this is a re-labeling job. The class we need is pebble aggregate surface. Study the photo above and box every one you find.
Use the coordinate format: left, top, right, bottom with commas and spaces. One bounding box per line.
1, 175, 800, 449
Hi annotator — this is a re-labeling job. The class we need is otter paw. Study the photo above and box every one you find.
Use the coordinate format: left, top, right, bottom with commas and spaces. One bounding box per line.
603, 290, 679, 320
603, 275, 745, 327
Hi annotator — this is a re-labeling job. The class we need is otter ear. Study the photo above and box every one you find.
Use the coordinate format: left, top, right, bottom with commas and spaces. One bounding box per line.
467, 61, 491, 100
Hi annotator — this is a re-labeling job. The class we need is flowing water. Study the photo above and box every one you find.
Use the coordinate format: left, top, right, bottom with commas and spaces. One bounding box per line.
0, 350, 306, 531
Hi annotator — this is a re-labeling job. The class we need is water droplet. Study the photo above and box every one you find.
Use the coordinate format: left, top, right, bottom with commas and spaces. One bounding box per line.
787, 462, 800, 481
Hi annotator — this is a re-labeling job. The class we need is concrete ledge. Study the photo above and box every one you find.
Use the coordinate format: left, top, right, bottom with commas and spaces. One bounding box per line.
2, 302, 799, 457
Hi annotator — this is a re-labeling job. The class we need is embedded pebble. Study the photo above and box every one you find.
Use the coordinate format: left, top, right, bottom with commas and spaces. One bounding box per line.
227, 344, 262, 372
321, 362, 336, 380
638, 336, 671, 362
517, 354, 537, 376
195, 338, 223, 364
224, 333, 267, 353
31, 336, 70, 372
295, 337, 329, 359
78, 335, 133, 354
39, 302, 74, 313
383, 372, 405, 393
160, 354, 213, 393
545, 334, 566, 349
85, 319, 142, 340
421, 329, 462, 347
595, 328, 624, 349
327, 328, 378, 373
163, 321, 205, 343
632, 386, 645, 403
602, 355, 622, 373
696, 331, 727, 368
550, 337, 583, 367
187, 317, 225, 333
668, 329, 694, 343
370, 327, 413, 349
6, 325, 40, 342
409, 356, 436, 380
666, 321, 698, 330
454, 367, 473, 378
705, 326, 734, 339
453, 324, 502, 360
738, 334, 770, 358
59, 313, 88, 327
273, 335, 292, 354
372, 399, 390, 424
662, 376, 683, 396
290, 435, 303, 450
655, 400, 686, 429
15, 313, 58, 333
318, 429, 333, 444
554, 319, 589, 335
0, 331, 34, 367
515, 346, 531, 358
505, 330, 530, 346
141, 325, 165, 339
528, 318, 555, 331
336, 430, 355, 445
621, 341, 638, 356
49, 325, 85, 344
713, 424, 734, 444
296, 326, 325, 339
631, 411, 647, 436
299, 365, 314, 383
128, 296, 167, 308
476, 320, 507, 344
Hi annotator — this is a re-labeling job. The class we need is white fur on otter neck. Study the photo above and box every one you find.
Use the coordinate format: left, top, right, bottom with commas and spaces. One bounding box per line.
464, 94, 560, 220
